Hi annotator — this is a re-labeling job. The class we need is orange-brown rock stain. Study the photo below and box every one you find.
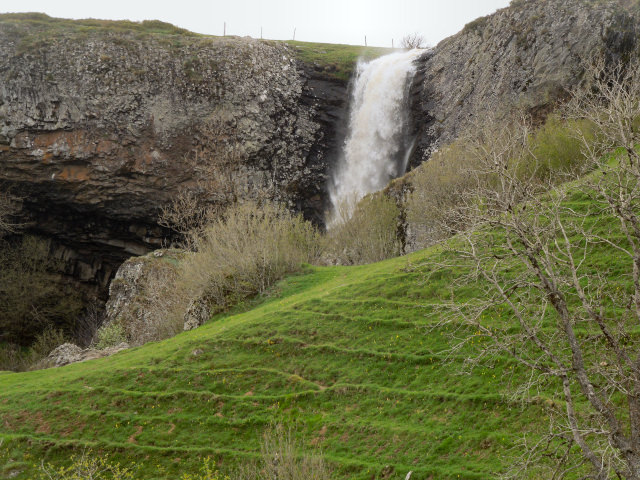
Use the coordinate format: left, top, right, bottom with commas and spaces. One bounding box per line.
34, 130, 83, 149
96, 139, 117, 154
57, 165, 91, 181
33, 130, 116, 158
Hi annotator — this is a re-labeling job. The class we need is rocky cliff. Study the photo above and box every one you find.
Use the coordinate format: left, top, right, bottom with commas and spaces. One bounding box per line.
3, 1, 639, 292
409, 0, 640, 166
0, 15, 348, 289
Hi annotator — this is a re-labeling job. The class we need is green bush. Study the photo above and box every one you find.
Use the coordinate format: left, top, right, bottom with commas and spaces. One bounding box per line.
95, 322, 127, 349
406, 141, 479, 247
180, 201, 320, 314
30, 328, 67, 358
324, 193, 401, 265
525, 115, 596, 179
406, 114, 597, 247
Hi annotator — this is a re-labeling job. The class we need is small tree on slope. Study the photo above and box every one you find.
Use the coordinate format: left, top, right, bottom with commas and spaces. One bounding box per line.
425, 59, 640, 478
400, 33, 426, 49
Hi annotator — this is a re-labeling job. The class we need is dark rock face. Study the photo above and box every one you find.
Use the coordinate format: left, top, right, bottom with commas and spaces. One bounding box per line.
0, 23, 348, 288
297, 64, 350, 225
408, 0, 640, 168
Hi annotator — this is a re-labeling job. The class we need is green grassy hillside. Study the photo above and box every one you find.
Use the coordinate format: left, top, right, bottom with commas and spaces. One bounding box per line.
1, 164, 630, 479
0, 236, 566, 478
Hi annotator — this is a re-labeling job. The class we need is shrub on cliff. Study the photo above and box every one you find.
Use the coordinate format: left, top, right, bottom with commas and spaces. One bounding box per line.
180, 200, 320, 315
406, 141, 479, 246
94, 322, 127, 350
524, 115, 596, 180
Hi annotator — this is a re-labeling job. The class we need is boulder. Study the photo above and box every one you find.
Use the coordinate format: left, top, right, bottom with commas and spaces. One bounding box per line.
104, 249, 187, 344
183, 297, 211, 331
46, 342, 129, 367
47, 343, 83, 367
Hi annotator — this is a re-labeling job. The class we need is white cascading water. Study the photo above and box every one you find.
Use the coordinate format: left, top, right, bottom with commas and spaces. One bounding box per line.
328, 49, 423, 226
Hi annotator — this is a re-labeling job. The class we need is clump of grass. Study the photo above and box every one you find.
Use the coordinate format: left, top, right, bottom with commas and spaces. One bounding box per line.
237, 424, 331, 480
462, 15, 489, 35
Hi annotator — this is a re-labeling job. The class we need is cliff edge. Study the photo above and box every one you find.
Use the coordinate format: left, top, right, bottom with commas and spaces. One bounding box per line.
0, 15, 348, 287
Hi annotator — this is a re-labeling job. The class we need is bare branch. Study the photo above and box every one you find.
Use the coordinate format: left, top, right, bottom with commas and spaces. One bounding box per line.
0, 189, 23, 237
158, 110, 243, 249
416, 58, 640, 477
399, 33, 426, 49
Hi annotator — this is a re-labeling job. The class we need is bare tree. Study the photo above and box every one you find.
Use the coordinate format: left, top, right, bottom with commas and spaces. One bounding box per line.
400, 33, 426, 49
159, 110, 242, 249
424, 59, 640, 478
0, 189, 22, 237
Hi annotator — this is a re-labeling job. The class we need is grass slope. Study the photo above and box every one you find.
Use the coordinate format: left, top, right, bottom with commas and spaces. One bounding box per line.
1, 177, 629, 479
285, 41, 394, 81
0, 245, 554, 479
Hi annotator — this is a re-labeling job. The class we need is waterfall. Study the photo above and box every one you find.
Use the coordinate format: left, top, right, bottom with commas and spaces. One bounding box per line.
327, 49, 423, 227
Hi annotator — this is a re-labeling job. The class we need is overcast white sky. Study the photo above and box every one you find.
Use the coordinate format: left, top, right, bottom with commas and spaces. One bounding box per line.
0, 0, 511, 47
